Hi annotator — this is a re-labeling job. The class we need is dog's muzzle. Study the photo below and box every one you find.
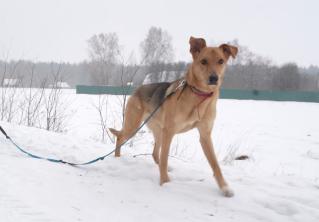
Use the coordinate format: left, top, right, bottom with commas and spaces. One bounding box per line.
208, 73, 219, 85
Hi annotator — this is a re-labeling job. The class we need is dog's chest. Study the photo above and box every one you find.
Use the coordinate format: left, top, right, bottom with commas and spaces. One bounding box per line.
175, 120, 197, 133
172, 104, 208, 133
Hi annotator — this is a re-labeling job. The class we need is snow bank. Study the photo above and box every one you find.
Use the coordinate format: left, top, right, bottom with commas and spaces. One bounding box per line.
1, 92, 319, 221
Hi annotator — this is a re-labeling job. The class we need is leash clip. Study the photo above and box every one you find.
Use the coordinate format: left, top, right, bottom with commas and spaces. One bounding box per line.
175, 79, 186, 92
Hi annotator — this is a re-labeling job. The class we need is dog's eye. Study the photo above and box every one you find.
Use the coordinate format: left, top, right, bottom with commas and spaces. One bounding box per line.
218, 59, 224, 65
200, 59, 208, 65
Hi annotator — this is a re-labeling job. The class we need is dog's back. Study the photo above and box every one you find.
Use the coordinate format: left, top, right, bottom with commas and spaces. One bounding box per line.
134, 82, 171, 109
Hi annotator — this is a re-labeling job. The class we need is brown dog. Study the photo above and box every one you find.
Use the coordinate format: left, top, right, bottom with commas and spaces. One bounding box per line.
109, 37, 238, 197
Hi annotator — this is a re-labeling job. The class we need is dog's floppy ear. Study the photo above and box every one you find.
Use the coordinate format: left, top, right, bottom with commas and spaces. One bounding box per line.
219, 44, 238, 59
189, 36, 206, 60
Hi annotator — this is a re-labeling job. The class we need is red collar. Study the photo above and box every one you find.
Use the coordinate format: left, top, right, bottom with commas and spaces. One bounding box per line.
189, 85, 214, 98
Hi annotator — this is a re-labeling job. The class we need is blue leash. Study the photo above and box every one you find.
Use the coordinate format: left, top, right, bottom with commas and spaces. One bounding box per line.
0, 125, 115, 166
0, 98, 165, 166
0, 95, 164, 165
0, 100, 160, 166
0, 104, 158, 166
0, 80, 186, 166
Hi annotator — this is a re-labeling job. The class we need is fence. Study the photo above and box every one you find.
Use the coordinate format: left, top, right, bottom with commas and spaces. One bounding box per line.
76, 85, 134, 95
76, 85, 319, 103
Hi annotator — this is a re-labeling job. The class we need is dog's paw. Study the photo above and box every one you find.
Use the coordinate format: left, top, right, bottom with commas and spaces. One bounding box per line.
221, 186, 234, 197
160, 175, 170, 186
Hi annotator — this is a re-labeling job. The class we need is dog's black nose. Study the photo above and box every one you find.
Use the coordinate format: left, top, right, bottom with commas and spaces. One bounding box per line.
208, 74, 218, 85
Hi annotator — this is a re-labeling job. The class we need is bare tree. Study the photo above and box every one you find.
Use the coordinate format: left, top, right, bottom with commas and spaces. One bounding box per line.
92, 94, 116, 143
19, 63, 46, 127
87, 33, 120, 85
140, 26, 174, 83
87, 32, 132, 142
0, 58, 22, 122
92, 51, 141, 142
43, 63, 68, 132
117, 52, 141, 124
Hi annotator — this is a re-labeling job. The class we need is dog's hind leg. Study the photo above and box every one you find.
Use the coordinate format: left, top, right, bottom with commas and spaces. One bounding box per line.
148, 122, 162, 164
109, 96, 144, 157
152, 132, 162, 165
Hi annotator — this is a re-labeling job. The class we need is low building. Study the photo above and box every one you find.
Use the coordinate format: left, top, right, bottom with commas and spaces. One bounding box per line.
49, 81, 71, 89
2, 78, 20, 87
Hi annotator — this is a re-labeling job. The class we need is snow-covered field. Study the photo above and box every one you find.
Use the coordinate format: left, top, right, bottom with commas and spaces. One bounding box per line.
1, 90, 319, 222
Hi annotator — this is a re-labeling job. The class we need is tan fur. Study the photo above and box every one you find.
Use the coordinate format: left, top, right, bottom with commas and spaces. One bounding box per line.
109, 37, 238, 197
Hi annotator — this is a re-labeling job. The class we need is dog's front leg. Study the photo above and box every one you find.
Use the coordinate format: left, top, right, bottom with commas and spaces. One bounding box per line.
198, 128, 234, 197
159, 129, 174, 185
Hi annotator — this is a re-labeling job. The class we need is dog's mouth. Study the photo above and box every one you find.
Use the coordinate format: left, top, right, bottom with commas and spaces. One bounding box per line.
207, 79, 219, 87
208, 81, 217, 86
207, 78, 219, 85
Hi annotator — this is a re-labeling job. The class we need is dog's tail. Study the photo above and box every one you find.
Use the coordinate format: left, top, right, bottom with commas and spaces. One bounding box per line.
109, 128, 121, 137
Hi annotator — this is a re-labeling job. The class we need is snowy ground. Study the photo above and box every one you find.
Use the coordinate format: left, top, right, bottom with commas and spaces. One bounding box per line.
1, 90, 319, 222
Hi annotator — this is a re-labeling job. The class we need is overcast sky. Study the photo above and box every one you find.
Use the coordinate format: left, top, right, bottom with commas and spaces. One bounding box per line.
0, 0, 318, 66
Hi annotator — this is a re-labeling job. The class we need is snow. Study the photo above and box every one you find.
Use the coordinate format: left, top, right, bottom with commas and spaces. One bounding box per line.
1, 90, 319, 222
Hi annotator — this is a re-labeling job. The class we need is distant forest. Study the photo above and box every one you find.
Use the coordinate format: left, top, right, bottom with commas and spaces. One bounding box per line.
1, 27, 318, 91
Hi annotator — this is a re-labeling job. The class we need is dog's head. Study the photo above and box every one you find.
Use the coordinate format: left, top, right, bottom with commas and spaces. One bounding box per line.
186, 36, 238, 92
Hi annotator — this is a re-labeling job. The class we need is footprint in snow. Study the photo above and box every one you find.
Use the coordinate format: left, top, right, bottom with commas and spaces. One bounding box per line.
0, 194, 52, 222
256, 199, 299, 216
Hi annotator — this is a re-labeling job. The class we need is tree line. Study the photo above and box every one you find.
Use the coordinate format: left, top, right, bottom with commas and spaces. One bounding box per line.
0, 26, 319, 91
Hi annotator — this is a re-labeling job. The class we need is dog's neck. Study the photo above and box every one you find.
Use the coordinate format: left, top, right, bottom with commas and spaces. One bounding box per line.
179, 79, 217, 121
